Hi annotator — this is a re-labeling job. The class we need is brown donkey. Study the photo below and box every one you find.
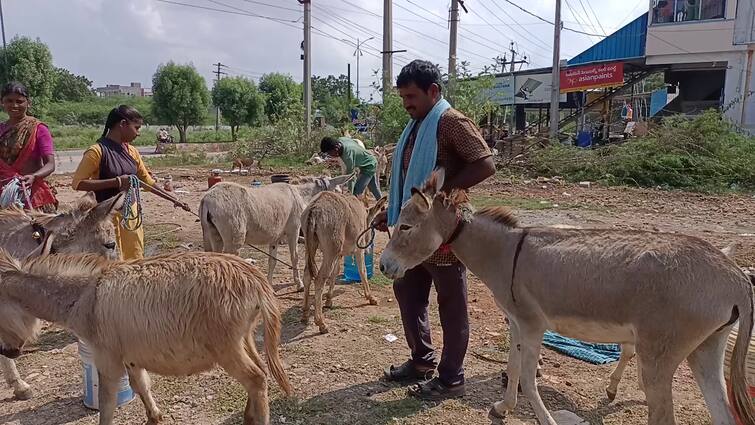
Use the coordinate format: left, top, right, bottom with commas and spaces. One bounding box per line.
380, 169, 755, 425
0, 192, 124, 400
300, 192, 387, 333
0, 239, 292, 425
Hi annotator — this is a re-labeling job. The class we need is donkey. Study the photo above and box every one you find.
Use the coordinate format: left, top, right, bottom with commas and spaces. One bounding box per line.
300, 192, 387, 334
199, 174, 354, 291
0, 192, 125, 400
0, 239, 292, 425
379, 169, 755, 425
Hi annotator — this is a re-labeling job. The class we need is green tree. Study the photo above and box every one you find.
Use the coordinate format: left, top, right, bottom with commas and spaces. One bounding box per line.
211, 76, 264, 141
258, 73, 301, 123
0, 36, 55, 114
452, 61, 499, 125
52, 67, 93, 102
151, 62, 209, 143
312, 74, 354, 126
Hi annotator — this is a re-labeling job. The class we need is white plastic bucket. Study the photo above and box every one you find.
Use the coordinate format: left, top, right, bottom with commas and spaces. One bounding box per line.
78, 340, 135, 410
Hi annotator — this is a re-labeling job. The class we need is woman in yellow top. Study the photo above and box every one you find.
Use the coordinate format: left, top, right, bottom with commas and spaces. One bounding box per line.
72, 105, 164, 259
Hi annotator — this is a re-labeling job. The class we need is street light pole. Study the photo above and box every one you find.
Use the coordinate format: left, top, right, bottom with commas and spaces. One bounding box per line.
353, 36, 374, 102
0, 0, 8, 82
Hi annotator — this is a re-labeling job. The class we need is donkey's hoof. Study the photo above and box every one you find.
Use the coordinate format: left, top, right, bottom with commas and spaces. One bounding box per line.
324, 299, 334, 308
13, 384, 32, 400
488, 405, 507, 422
368, 297, 379, 306
296, 284, 305, 293
318, 325, 329, 334
606, 388, 617, 402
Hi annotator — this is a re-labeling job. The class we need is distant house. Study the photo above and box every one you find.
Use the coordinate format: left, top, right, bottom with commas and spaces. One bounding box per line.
95, 82, 146, 97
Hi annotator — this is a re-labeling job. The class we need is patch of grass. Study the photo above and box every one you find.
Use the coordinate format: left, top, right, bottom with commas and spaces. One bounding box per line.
367, 315, 392, 325
471, 194, 556, 210
145, 151, 222, 168
370, 273, 393, 287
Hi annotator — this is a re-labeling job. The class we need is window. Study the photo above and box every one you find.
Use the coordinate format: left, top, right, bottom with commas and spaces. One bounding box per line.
652, 0, 725, 23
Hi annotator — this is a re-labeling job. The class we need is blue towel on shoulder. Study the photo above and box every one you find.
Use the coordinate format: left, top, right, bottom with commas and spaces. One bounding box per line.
387, 98, 451, 226
542, 330, 622, 365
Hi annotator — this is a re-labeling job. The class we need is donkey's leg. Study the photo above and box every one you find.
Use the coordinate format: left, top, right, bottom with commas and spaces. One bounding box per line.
126, 366, 162, 424
355, 250, 378, 305
325, 258, 341, 309
93, 354, 124, 425
518, 330, 557, 425
606, 342, 636, 402
687, 329, 736, 425
301, 251, 313, 324
1, 356, 32, 400
638, 348, 679, 425
315, 255, 338, 334
286, 229, 303, 292
492, 319, 522, 417
267, 244, 278, 287
219, 341, 269, 425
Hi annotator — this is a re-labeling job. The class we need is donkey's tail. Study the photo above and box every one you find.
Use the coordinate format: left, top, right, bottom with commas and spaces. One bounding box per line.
730, 284, 755, 425
257, 280, 293, 396
302, 206, 319, 282
199, 197, 221, 252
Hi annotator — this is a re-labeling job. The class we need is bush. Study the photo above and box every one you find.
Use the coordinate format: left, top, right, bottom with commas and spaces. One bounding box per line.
530, 110, 755, 191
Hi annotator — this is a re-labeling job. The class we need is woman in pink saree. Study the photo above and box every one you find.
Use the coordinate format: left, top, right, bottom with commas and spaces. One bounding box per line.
0, 81, 57, 212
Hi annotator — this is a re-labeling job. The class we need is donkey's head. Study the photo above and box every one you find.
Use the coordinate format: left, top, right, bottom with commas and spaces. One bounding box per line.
25, 192, 124, 259
380, 169, 464, 279
0, 247, 42, 358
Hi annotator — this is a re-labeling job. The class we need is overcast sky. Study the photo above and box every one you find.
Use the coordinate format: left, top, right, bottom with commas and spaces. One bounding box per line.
4, 0, 647, 101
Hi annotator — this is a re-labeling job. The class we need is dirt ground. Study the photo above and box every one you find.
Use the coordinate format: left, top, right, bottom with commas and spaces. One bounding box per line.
2, 165, 754, 425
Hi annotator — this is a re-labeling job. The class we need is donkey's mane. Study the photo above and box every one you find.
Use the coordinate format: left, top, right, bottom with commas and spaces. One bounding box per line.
0, 207, 58, 225
21, 254, 111, 278
475, 206, 519, 228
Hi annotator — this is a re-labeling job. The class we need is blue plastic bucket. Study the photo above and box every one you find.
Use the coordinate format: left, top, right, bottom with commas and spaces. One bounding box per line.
79, 340, 135, 410
342, 243, 374, 283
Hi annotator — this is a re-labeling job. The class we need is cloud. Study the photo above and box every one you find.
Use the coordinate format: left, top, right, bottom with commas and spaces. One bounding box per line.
3, 0, 647, 99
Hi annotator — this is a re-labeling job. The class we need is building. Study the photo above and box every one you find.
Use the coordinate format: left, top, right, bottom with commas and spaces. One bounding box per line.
645, 0, 755, 130
95, 82, 146, 97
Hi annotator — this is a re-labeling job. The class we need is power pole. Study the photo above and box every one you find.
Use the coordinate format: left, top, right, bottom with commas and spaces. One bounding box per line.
347, 63, 352, 104
300, 0, 312, 139
448, 0, 460, 98
354, 37, 374, 102
549, 0, 562, 140
382, 0, 392, 94
0, 0, 7, 82
212, 62, 227, 132
509, 42, 517, 73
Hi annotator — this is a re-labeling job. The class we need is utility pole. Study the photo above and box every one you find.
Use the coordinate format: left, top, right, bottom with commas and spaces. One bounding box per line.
549, 0, 562, 140
347, 63, 352, 104
212, 62, 227, 132
0, 0, 7, 82
448, 0, 460, 98
509, 42, 517, 73
300, 0, 312, 139
382, 0, 392, 93
354, 37, 375, 102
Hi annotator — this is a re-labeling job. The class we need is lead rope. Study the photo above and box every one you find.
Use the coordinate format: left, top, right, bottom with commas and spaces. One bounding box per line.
120, 175, 143, 231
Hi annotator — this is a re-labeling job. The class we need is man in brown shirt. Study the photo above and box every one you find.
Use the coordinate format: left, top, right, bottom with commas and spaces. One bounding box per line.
374, 60, 495, 399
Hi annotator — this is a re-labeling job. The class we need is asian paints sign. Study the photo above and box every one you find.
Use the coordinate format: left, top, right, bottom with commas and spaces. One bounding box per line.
560, 62, 624, 93
487, 75, 515, 104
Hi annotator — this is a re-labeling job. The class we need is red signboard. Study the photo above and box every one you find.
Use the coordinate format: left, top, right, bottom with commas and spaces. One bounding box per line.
560, 62, 624, 93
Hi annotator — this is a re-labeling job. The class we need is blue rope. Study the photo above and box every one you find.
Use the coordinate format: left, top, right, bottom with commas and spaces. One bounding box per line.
120, 175, 143, 231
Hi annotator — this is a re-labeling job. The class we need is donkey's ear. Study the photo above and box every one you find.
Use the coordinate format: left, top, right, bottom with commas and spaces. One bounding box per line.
410, 188, 430, 210
368, 195, 388, 215
75, 192, 98, 212
89, 192, 125, 221
26, 232, 56, 259
421, 168, 446, 197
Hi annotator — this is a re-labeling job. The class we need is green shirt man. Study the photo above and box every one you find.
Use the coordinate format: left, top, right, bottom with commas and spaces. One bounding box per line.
320, 136, 382, 200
